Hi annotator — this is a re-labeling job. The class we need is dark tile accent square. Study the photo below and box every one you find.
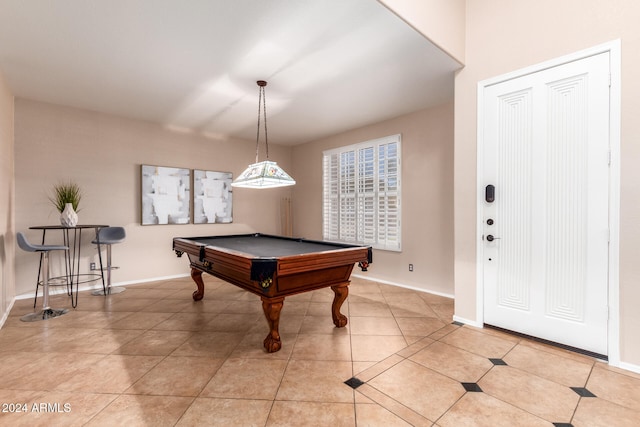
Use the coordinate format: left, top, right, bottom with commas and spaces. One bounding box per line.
571, 387, 596, 397
552, 423, 574, 427
344, 377, 365, 389
461, 382, 483, 392
452, 321, 464, 326
489, 358, 508, 365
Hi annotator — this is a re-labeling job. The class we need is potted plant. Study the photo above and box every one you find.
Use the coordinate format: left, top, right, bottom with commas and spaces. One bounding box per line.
50, 181, 82, 227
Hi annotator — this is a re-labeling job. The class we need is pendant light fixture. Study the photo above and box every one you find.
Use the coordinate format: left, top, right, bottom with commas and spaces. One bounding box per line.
231, 80, 296, 189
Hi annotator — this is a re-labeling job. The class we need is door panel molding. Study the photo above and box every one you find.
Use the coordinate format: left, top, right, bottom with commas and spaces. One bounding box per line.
476, 40, 621, 365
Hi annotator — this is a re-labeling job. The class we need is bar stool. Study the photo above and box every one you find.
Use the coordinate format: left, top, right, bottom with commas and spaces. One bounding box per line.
92, 226, 126, 295
17, 232, 70, 322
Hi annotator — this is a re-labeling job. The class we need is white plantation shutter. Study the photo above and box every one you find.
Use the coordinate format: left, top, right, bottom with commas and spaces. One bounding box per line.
339, 151, 356, 242
358, 146, 375, 245
323, 135, 401, 251
377, 142, 400, 249
322, 153, 340, 240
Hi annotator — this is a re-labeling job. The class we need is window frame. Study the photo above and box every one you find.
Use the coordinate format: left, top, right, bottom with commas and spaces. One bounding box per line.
322, 134, 402, 252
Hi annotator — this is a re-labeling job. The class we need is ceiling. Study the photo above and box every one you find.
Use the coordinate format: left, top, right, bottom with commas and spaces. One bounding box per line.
0, 0, 461, 146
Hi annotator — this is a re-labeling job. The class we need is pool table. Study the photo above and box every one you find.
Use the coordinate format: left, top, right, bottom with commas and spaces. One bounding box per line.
173, 233, 372, 352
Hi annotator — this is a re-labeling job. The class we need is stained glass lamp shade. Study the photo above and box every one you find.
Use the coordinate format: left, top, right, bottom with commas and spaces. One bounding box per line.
231, 80, 295, 189
232, 160, 295, 188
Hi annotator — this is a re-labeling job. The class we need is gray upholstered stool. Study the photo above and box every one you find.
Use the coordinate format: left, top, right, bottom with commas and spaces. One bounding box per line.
17, 232, 69, 322
92, 226, 126, 295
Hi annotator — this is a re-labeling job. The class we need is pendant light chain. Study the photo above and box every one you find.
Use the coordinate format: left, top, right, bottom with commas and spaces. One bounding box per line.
255, 80, 269, 163
263, 85, 269, 159
231, 79, 294, 188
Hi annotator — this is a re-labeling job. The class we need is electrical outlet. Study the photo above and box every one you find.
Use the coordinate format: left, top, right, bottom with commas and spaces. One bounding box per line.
90, 262, 96, 271
409, 264, 413, 272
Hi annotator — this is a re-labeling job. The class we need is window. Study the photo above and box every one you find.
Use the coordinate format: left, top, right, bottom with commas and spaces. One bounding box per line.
323, 134, 401, 251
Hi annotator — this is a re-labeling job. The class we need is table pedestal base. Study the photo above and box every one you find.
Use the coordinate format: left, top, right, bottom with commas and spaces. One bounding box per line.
331, 283, 349, 327
260, 283, 350, 353
188, 267, 351, 353
92, 286, 126, 295
20, 308, 69, 322
262, 297, 284, 353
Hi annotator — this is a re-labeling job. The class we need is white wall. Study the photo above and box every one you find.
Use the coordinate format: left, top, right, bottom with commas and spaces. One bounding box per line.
378, 0, 465, 64
291, 103, 454, 296
0, 70, 15, 323
13, 99, 293, 297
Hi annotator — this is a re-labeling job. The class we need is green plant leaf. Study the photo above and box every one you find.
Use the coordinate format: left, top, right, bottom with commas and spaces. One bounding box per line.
49, 181, 82, 212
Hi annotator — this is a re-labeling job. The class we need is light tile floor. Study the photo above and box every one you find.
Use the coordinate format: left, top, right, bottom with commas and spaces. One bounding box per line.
1, 276, 639, 426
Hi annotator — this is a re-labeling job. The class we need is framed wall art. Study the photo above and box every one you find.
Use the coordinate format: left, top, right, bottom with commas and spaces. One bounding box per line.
193, 170, 233, 224
141, 165, 191, 225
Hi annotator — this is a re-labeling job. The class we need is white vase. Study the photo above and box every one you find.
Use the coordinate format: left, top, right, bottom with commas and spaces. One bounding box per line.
60, 203, 78, 227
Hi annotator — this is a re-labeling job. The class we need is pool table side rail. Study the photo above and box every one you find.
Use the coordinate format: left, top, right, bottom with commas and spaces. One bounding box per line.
173, 235, 373, 266
173, 237, 371, 298
175, 233, 371, 256
273, 248, 368, 275
173, 237, 254, 272
173, 236, 370, 278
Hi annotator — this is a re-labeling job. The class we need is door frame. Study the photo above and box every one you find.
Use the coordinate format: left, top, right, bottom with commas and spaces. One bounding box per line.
475, 40, 621, 365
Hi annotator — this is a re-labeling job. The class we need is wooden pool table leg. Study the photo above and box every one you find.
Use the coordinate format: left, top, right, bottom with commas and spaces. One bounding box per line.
190, 267, 205, 301
331, 283, 349, 327
261, 296, 284, 353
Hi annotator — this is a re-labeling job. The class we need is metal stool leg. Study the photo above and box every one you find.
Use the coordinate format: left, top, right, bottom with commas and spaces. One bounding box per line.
92, 243, 125, 295
21, 251, 69, 322
33, 251, 43, 309
96, 238, 107, 295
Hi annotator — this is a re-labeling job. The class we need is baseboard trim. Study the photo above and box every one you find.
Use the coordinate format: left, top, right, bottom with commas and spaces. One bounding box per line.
452, 315, 482, 328
0, 298, 16, 329
617, 361, 640, 375
14, 273, 191, 300
351, 273, 454, 300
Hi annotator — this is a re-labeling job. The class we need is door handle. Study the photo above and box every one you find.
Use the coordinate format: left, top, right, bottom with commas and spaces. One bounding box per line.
486, 235, 500, 242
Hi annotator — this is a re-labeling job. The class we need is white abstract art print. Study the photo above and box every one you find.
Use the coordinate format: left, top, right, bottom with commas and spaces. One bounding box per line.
141, 165, 191, 225
193, 170, 233, 224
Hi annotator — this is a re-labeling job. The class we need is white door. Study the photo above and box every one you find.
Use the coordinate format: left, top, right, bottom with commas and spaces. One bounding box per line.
482, 52, 610, 356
